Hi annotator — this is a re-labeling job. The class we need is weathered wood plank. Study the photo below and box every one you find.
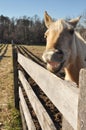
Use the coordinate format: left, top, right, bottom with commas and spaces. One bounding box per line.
19, 87, 36, 130
18, 53, 79, 130
62, 117, 74, 130
19, 103, 27, 130
19, 71, 56, 130
12, 45, 19, 109
78, 68, 86, 130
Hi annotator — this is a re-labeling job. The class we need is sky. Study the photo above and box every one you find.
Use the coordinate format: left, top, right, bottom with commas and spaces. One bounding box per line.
0, 0, 86, 20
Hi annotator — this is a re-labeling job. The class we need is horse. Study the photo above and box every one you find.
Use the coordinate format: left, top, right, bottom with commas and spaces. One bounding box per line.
42, 11, 86, 85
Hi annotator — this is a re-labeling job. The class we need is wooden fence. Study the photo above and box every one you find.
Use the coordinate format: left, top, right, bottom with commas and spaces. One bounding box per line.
12, 45, 86, 130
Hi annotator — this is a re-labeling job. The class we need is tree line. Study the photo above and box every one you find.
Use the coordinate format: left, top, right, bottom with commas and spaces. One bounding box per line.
0, 14, 86, 45
0, 15, 46, 45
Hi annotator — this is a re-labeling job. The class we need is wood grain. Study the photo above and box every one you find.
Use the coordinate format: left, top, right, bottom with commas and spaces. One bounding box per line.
19, 71, 56, 130
78, 69, 86, 130
18, 53, 79, 130
19, 87, 36, 130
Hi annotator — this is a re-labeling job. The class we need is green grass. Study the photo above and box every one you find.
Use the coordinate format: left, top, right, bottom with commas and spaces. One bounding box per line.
5, 108, 22, 130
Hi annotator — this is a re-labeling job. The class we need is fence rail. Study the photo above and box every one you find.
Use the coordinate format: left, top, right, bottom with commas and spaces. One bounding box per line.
12, 45, 86, 130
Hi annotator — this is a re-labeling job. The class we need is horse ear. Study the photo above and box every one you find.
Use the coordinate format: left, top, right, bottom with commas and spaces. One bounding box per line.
69, 16, 81, 27
44, 11, 53, 28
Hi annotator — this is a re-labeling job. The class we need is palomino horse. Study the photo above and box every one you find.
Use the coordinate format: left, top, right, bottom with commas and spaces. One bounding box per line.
42, 11, 86, 85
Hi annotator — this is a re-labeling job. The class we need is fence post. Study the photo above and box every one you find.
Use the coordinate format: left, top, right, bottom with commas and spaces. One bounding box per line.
77, 68, 86, 130
12, 43, 19, 109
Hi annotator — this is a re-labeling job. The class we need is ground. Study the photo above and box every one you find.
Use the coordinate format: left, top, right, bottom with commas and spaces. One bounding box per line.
0, 44, 45, 130
0, 44, 21, 130
0, 44, 61, 130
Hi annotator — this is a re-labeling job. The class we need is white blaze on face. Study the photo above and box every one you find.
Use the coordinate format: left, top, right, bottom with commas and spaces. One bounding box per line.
42, 50, 54, 63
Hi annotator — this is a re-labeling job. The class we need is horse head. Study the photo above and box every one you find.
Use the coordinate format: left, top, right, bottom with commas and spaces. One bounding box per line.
42, 11, 81, 74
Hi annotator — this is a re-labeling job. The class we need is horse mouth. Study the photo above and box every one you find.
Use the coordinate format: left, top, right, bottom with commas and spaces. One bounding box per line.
47, 61, 65, 73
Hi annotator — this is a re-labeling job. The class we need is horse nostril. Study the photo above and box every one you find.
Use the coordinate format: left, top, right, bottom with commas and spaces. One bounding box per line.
57, 49, 63, 55
51, 49, 63, 62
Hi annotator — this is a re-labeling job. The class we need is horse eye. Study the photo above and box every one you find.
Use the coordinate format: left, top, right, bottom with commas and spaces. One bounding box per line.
69, 29, 74, 35
44, 34, 47, 38
44, 31, 49, 38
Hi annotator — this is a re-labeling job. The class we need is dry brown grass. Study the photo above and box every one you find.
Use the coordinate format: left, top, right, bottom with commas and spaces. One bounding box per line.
0, 44, 21, 130
23, 45, 45, 59
0, 44, 45, 130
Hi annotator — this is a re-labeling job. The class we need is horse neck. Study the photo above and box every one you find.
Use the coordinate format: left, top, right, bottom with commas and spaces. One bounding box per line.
65, 32, 86, 85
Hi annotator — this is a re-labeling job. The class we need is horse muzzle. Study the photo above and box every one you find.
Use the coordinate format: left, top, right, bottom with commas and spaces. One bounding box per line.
42, 49, 64, 72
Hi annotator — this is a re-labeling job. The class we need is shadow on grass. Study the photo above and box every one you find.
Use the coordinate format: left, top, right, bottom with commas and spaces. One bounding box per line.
0, 45, 9, 62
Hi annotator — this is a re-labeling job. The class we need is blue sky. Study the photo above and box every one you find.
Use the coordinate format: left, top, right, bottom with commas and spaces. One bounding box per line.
0, 0, 86, 20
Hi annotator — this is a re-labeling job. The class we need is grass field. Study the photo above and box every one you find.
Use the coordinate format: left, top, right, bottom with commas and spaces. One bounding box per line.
23, 45, 45, 59
0, 44, 45, 130
0, 44, 22, 130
